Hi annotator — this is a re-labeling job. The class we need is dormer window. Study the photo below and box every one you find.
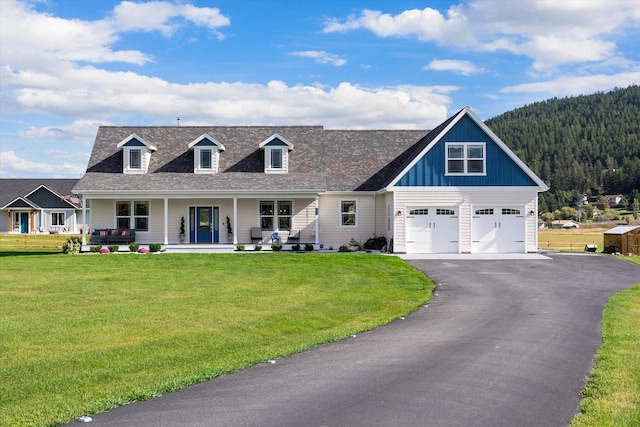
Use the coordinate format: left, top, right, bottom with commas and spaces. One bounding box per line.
117, 134, 157, 174
188, 134, 225, 174
259, 133, 293, 174
445, 142, 486, 175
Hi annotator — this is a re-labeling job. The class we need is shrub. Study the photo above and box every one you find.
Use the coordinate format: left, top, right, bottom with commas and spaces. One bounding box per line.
149, 243, 162, 253
254, 245, 262, 251
99, 247, 110, 254
129, 243, 139, 252
292, 244, 301, 251
108, 245, 119, 253
363, 236, 387, 251
62, 236, 81, 254
236, 244, 245, 251
338, 244, 350, 252
90, 246, 102, 253
304, 243, 314, 252
138, 247, 149, 254
271, 243, 282, 251
348, 238, 363, 251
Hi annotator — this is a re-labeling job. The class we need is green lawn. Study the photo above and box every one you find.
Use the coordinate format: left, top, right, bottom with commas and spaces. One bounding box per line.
571, 256, 640, 426
0, 252, 433, 427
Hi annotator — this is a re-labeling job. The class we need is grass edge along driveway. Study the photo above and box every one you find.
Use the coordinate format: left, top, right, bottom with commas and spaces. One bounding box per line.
570, 256, 640, 427
0, 252, 434, 427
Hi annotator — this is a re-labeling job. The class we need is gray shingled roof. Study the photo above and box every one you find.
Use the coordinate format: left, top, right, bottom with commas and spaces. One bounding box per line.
75, 125, 430, 193
0, 179, 80, 208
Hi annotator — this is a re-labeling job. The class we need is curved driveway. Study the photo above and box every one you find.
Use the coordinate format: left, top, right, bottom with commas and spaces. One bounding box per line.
86, 253, 639, 427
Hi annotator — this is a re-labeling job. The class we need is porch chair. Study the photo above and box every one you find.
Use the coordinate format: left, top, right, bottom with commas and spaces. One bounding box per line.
288, 229, 300, 243
271, 232, 280, 244
250, 227, 262, 243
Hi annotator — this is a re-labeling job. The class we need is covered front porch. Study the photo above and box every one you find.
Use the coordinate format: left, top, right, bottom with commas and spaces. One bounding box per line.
79, 191, 321, 247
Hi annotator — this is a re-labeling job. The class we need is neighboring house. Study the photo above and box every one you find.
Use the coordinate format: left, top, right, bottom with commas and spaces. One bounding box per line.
0, 179, 84, 234
552, 220, 580, 229
604, 194, 623, 208
74, 107, 548, 253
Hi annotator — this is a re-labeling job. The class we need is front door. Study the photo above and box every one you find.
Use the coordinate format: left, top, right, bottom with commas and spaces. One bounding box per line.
20, 213, 29, 233
189, 207, 219, 243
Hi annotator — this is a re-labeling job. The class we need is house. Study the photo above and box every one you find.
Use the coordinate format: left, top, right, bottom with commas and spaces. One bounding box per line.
0, 179, 84, 234
74, 107, 548, 253
604, 194, 623, 208
551, 220, 580, 229
603, 225, 640, 256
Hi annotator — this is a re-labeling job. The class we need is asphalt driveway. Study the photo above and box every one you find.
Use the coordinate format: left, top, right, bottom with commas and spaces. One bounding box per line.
83, 253, 639, 427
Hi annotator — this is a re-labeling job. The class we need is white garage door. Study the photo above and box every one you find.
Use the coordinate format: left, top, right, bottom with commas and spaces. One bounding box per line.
472, 207, 525, 253
406, 207, 459, 253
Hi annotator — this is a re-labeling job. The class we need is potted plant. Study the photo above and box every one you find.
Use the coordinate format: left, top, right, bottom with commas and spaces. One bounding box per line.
226, 216, 233, 241
179, 216, 185, 242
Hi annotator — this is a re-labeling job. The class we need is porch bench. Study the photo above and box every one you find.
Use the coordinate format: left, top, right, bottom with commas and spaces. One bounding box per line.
250, 227, 262, 243
90, 229, 136, 244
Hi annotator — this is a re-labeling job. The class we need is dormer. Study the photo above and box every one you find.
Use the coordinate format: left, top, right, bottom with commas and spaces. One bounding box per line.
117, 134, 157, 174
259, 134, 294, 174
188, 134, 225, 174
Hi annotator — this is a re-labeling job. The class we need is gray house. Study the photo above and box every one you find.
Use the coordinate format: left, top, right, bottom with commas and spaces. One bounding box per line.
0, 179, 84, 234
74, 107, 548, 253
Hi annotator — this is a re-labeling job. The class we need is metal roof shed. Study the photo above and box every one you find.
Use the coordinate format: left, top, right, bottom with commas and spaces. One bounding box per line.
603, 225, 640, 256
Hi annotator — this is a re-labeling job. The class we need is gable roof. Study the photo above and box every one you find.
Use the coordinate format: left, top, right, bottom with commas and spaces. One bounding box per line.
0, 179, 81, 209
386, 107, 549, 190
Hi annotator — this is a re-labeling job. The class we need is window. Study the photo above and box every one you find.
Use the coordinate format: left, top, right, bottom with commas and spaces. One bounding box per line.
259, 200, 292, 230
200, 149, 212, 169
446, 143, 485, 175
116, 201, 149, 231
52, 212, 65, 226
129, 149, 141, 169
341, 200, 356, 226
436, 209, 455, 215
270, 149, 283, 169
502, 208, 521, 215
475, 208, 494, 215
409, 209, 429, 215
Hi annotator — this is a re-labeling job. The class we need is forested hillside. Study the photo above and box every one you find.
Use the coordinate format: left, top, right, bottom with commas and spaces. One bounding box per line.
486, 85, 640, 213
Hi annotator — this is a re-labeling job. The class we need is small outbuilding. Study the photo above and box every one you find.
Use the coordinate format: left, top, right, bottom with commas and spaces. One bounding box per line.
603, 225, 640, 256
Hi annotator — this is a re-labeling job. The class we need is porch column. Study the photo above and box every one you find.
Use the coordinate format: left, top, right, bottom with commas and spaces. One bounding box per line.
81, 199, 87, 245
163, 198, 169, 245
233, 197, 238, 245
30, 211, 35, 233
314, 195, 319, 245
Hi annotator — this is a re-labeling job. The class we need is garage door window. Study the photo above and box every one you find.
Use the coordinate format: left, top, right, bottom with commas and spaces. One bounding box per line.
409, 209, 429, 215
475, 208, 494, 215
502, 208, 521, 215
437, 209, 455, 215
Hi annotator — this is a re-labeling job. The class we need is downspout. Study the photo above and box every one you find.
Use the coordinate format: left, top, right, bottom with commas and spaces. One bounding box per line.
314, 195, 319, 245
82, 198, 87, 245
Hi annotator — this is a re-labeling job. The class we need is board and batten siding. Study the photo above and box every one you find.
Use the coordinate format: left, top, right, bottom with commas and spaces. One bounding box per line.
318, 194, 376, 248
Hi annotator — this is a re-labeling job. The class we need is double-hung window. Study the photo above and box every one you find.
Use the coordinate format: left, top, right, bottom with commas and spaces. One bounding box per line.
115, 201, 149, 231
259, 200, 292, 230
200, 149, 212, 170
52, 212, 65, 226
446, 143, 485, 175
270, 149, 283, 169
129, 149, 141, 170
341, 200, 357, 227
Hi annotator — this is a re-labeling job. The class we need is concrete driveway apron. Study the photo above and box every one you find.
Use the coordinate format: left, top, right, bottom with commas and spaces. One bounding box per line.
83, 253, 640, 427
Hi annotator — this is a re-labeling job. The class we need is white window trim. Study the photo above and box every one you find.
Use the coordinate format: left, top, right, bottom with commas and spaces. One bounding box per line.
445, 142, 486, 176
51, 212, 66, 226
265, 147, 288, 174
194, 148, 219, 174
115, 200, 149, 231
117, 134, 156, 174
258, 200, 293, 231
340, 200, 357, 227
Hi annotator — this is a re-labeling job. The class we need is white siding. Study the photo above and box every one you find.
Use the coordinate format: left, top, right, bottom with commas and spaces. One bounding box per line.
318, 194, 376, 248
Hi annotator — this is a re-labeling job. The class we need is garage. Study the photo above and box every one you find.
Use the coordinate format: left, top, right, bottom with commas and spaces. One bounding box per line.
406, 207, 459, 253
471, 207, 525, 253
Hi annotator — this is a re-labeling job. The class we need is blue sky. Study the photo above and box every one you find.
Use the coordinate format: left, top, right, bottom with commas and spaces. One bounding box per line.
1, 0, 639, 178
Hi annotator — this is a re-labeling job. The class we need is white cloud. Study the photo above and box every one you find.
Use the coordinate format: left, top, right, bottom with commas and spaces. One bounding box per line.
424, 59, 484, 76
0, 151, 86, 178
499, 70, 640, 96
19, 119, 108, 145
290, 50, 347, 67
323, 1, 640, 70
